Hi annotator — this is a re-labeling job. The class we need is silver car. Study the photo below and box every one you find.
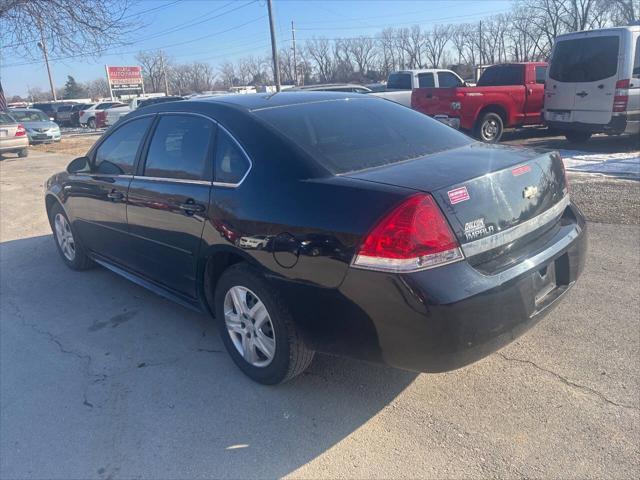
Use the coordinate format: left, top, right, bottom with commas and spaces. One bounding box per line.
0, 111, 29, 157
8, 108, 61, 144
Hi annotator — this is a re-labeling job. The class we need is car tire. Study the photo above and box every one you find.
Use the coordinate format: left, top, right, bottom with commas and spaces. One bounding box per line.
475, 112, 504, 143
48, 202, 94, 270
564, 131, 592, 144
214, 263, 314, 384
18, 148, 28, 158
87, 117, 96, 129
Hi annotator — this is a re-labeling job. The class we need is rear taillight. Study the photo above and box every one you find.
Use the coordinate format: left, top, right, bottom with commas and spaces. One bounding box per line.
613, 79, 629, 112
15, 124, 26, 137
353, 194, 463, 273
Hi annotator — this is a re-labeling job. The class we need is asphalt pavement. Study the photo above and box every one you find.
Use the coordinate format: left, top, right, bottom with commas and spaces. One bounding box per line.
1, 151, 638, 479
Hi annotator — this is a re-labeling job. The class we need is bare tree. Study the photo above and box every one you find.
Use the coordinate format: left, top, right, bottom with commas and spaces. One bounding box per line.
0, 0, 136, 59
306, 38, 335, 83
84, 78, 109, 99
346, 36, 377, 78
424, 25, 452, 68
608, 0, 639, 24
135, 50, 170, 93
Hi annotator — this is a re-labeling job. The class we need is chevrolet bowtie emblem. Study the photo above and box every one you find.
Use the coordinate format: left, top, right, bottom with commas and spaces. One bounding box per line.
523, 186, 538, 199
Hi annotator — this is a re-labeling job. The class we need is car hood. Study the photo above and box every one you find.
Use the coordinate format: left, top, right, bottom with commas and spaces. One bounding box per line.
22, 121, 59, 130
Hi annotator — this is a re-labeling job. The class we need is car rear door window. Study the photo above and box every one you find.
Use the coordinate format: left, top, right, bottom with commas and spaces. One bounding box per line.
214, 129, 251, 185
549, 36, 619, 82
437, 71, 463, 88
535, 66, 547, 84
477, 65, 524, 86
418, 73, 435, 88
94, 116, 153, 175
387, 73, 412, 90
144, 114, 214, 181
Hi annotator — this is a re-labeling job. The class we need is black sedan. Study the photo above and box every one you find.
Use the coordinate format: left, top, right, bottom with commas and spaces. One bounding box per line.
44, 92, 587, 384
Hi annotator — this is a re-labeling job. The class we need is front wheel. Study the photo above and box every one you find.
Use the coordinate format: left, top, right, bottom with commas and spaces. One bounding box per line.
475, 112, 504, 143
87, 117, 96, 129
564, 131, 592, 144
214, 263, 314, 384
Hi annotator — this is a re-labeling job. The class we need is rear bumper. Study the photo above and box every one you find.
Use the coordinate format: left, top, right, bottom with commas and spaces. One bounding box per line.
0, 137, 29, 152
284, 202, 587, 373
546, 113, 635, 135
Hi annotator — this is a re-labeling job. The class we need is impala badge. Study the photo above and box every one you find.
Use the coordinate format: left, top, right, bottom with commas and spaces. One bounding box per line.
523, 186, 538, 199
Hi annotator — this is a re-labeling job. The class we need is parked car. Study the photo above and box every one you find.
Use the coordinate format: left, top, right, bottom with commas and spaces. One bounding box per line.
104, 96, 184, 127
8, 108, 61, 144
79, 102, 126, 129
544, 25, 640, 143
45, 92, 586, 384
371, 69, 467, 106
56, 103, 92, 127
0, 111, 29, 157
31, 102, 74, 123
411, 62, 548, 142
291, 84, 372, 93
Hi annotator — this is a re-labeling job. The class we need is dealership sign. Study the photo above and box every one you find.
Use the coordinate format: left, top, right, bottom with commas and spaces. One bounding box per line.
105, 66, 144, 91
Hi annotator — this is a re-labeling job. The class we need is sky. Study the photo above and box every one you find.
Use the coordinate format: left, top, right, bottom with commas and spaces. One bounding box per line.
0, 0, 513, 97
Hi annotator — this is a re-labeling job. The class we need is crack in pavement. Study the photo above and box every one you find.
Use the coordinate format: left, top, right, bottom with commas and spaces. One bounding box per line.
497, 353, 638, 411
3, 297, 103, 409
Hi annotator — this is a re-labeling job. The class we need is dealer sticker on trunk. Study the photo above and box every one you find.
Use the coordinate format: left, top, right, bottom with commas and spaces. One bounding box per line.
447, 186, 470, 205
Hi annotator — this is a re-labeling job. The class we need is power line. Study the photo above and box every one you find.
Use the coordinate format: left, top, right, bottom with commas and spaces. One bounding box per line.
2, 15, 267, 68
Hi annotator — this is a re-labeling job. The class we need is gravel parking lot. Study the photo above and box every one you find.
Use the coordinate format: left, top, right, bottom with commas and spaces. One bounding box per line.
1, 149, 638, 479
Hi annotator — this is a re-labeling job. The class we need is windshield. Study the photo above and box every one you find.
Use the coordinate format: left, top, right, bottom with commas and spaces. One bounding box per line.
254, 97, 472, 174
550, 36, 619, 82
9, 110, 49, 122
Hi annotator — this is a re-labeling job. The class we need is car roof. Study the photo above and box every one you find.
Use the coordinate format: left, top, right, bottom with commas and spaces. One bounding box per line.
188, 91, 371, 112
9, 108, 44, 112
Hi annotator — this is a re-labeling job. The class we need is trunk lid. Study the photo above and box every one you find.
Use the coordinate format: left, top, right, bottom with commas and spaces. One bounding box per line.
344, 143, 568, 255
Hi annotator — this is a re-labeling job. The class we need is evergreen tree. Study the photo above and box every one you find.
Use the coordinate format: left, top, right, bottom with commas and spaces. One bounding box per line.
63, 76, 86, 99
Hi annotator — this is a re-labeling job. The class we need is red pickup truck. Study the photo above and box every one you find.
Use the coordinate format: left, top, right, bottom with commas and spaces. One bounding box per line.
411, 62, 548, 142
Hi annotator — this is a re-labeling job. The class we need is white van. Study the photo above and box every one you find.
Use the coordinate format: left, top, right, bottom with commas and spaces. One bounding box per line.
544, 26, 640, 143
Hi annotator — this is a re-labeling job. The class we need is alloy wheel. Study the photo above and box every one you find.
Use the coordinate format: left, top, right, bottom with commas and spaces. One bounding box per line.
54, 213, 76, 261
481, 118, 499, 141
224, 286, 276, 367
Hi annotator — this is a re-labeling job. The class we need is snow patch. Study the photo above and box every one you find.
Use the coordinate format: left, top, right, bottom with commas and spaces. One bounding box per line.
560, 149, 640, 178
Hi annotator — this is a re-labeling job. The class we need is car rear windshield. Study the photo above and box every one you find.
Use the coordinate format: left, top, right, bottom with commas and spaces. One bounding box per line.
254, 97, 472, 174
9, 110, 49, 122
549, 36, 619, 82
477, 65, 524, 86
0, 112, 16, 124
387, 73, 412, 90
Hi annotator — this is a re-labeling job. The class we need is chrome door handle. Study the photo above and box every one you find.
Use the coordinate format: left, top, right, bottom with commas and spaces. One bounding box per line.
107, 190, 124, 201
178, 200, 205, 214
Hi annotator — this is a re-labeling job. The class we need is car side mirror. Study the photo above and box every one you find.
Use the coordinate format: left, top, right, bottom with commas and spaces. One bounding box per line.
67, 156, 90, 174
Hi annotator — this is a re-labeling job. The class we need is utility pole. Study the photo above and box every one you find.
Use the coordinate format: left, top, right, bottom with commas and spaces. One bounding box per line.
479, 20, 483, 66
160, 53, 170, 96
267, 0, 281, 92
291, 20, 298, 86
37, 33, 57, 101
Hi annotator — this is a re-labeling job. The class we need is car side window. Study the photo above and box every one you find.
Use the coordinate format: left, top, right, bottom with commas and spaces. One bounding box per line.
94, 116, 153, 175
437, 72, 463, 88
418, 73, 435, 88
633, 37, 640, 79
214, 129, 251, 185
535, 66, 547, 84
144, 114, 214, 181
